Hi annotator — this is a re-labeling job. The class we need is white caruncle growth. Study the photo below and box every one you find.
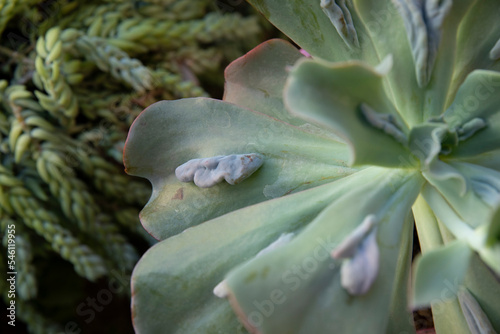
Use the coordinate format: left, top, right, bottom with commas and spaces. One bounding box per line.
175, 153, 264, 188
320, 0, 360, 48
457, 118, 486, 141
458, 288, 497, 334
360, 103, 408, 145
331, 215, 380, 295
213, 280, 229, 298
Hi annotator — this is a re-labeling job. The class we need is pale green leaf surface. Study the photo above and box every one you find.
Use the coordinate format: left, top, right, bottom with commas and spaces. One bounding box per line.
124, 98, 353, 239
130, 173, 381, 334
422, 185, 500, 275
353, 0, 424, 126
448, 108, 500, 158
420, 0, 476, 120
246, 0, 377, 63
450, 162, 500, 209
447, 0, 500, 107
223, 168, 423, 334
385, 213, 417, 334
223, 39, 302, 124
413, 195, 445, 253
421, 184, 478, 238
412, 240, 472, 309
284, 59, 413, 168
413, 198, 472, 334
223, 38, 343, 142
423, 162, 493, 227
355, 0, 475, 123
436, 221, 500, 333
461, 253, 500, 333
413, 199, 500, 333
457, 149, 500, 172
444, 70, 500, 128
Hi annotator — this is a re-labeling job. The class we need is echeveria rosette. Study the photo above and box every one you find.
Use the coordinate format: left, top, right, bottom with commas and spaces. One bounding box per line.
124, 1, 500, 333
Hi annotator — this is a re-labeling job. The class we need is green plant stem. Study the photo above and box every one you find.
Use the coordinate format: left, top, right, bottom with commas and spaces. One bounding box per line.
0, 45, 34, 65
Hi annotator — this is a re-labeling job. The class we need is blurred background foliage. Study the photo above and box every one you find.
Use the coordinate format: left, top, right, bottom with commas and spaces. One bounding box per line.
0, 0, 275, 332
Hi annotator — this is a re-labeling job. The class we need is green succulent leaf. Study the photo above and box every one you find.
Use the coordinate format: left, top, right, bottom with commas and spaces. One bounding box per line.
422, 161, 493, 226
448, 0, 500, 106
451, 111, 500, 159
422, 184, 500, 275
458, 149, 500, 173
223, 38, 344, 141
125, 0, 500, 332
411, 239, 472, 309
124, 97, 353, 240
413, 197, 500, 333
246, 0, 377, 63
458, 288, 497, 334
413, 0, 475, 120
285, 58, 413, 168
130, 174, 379, 333
461, 252, 500, 333
353, 0, 425, 125
442, 69, 500, 158
355, 0, 475, 123
222, 168, 423, 334
385, 213, 417, 334
444, 70, 500, 128
223, 39, 303, 124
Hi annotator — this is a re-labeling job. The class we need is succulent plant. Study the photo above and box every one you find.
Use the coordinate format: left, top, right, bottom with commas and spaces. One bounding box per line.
0, 0, 263, 332
124, 0, 500, 333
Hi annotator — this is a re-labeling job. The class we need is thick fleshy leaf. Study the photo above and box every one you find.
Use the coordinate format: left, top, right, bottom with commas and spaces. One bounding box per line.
124, 97, 353, 239
461, 253, 500, 333
422, 161, 494, 227
246, 0, 377, 63
451, 111, 500, 158
386, 212, 417, 334
458, 288, 497, 334
412, 239, 472, 309
421, 184, 480, 240
444, 70, 500, 127
412, 198, 500, 333
223, 39, 343, 144
457, 149, 500, 172
223, 39, 302, 123
422, 184, 500, 275
222, 168, 423, 334
452, 162, 500, 209
353, 0, 423, 125
285, 58, 414, 168
447, 0, 500, 107
131, 170, 387, 333
416, 0, 475, 120
440, 208, 500, 333
356, 0, 474, 122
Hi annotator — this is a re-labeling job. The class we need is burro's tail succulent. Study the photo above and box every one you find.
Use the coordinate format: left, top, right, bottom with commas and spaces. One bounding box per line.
124, 0, 500, 333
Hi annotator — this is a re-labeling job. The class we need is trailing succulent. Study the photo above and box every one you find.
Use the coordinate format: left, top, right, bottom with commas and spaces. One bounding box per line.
0, 0, 262, 332
125, 0, 500, 333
